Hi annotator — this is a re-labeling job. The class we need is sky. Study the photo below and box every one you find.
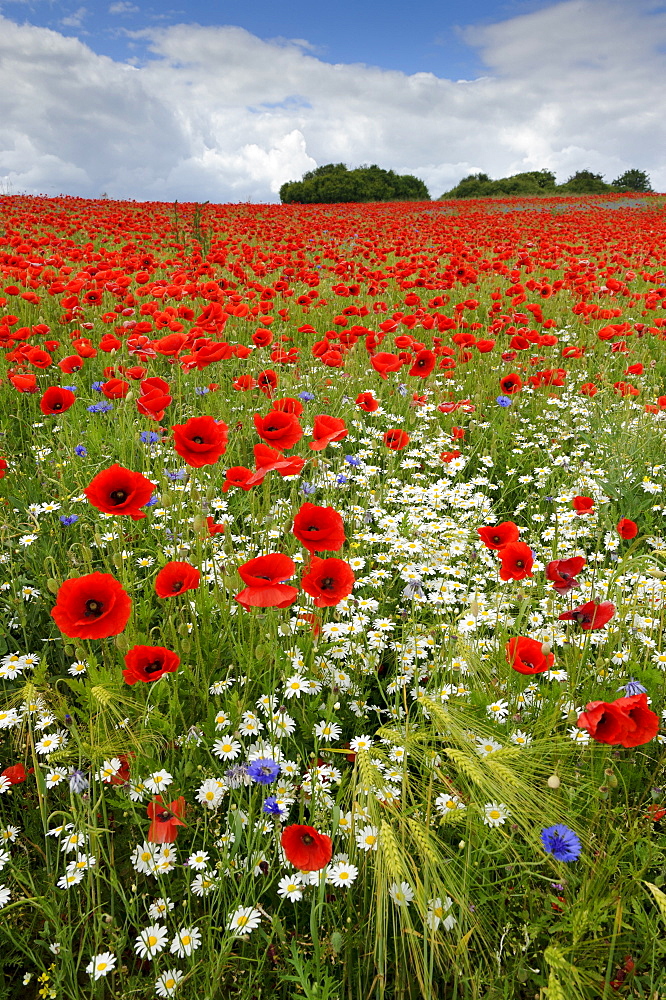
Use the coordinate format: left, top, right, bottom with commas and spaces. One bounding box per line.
0, 0, 664, 202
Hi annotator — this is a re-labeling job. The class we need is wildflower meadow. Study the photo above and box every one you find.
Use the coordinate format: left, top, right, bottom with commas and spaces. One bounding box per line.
1, 192, 666, 1000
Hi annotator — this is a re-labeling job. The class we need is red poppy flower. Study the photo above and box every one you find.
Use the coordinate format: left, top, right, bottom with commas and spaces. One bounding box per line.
39, 386, 76, 415
235, 553, 299, 609
147, 795, 186, 844
383, 429, 410, 451
51, 572, 132, 639
558, 600, 615, 630
26, 347, 53, 369
253, 410, 303, 451
617, 518, 638, 539
109, 753, 133, 786
272, 396, 304, 416
499, 373, 523, 394
257, 369, 278, 395
9, 371, 38, 393
1, 763, 27, 785
579, 382, 598, 396
281, 824, 332, 872
0, 458, 9, 479
206, 516, 225, 536
546, 556, 586, 595
301, 556, 355, 607
248, 443, 305, 484
371, 352, 403, 379
477, 521, 520, 550
506, 637, 554, 675
222, 466, 255, 492
84, 464, 155, 520
409, 349, 436, 377
141, 375, 170, 396
577, 693, 659, 748
58, 355, 84, 374
440, 450, 461, 463
233, 374, 257, 391
356, 391, 379, 412
100, 378, 130, 399
572, 496, 594, 515
123, 645, 180, 685
292, 503, 346, 553
172, 415, 228, 467
137, 387, 172, 421
252, 328, 273, 348
498, 542, 533, 581
154, 561, 201, 598
310, 414, 348, 451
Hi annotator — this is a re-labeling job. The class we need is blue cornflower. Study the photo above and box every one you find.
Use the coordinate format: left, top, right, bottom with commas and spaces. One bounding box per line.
301, 482, 317, 495
223, 764, 250, 788
69, 769, 89, 794
62, 385, 77, 392
540, 824, 582, 862
336, 474, 348, 484
496, 395, 512, 408
617, 678, 648, 696
91, 381, 105, 392
87, 402, 113, 414
59, 514, 79, 526
140, 431, 160, 444
298, 391, 316, 401
247, 758, 281, 785
167, 469, 187, 481
74, 445, 88, 457
262, 796, 284, 815
345, 455, 362, 467
397, 383, 408, 397
195, 386, 210, 395
402, 580, 425, 599
144, 495, 160, 508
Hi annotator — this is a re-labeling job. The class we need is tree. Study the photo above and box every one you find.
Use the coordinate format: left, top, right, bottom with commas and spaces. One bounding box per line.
440, 170, 557, 199
611, 169, 653, 193
279, 164, 430, 204
559, 170, 610, 194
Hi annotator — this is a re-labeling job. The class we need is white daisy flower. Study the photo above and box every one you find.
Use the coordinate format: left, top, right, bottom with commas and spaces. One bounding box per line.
483, 803, 510, 827
169, 925, 201, 957
326, 862, 358, 887
427, 896, 457, 931
144, 770, 174, 794
355, 824, 379, 852
85, 952, 116, 981
135, 924, 168, 960
277, 874, 303, 902
227, 906, 261, 937
389, 881, 414, 907
155, 969, 184, 997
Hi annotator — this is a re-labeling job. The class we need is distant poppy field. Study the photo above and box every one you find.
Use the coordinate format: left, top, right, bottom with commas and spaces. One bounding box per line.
0, 192, 666, 1000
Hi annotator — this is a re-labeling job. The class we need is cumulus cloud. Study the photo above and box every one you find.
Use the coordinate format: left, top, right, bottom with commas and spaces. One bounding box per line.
0, 0, 664, 201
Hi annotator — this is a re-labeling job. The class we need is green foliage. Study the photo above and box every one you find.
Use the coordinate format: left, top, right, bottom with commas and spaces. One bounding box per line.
441, 170, 557, 199
441, 167, 654, 199
612, 168, 653, 193
559, 170, 611, 194
279, 163, 430, 204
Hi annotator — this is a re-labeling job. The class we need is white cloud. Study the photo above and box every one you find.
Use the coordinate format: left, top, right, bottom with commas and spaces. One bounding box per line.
0, 1, 664, 201
108, 2, 139, 13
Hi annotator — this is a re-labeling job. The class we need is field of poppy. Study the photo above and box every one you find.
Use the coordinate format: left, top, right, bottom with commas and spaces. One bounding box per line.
1, 191, 666, 1000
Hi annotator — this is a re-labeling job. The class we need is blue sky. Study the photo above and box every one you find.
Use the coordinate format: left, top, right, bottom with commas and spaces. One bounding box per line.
1, 0, 556, 76
0, 0, 664, 201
